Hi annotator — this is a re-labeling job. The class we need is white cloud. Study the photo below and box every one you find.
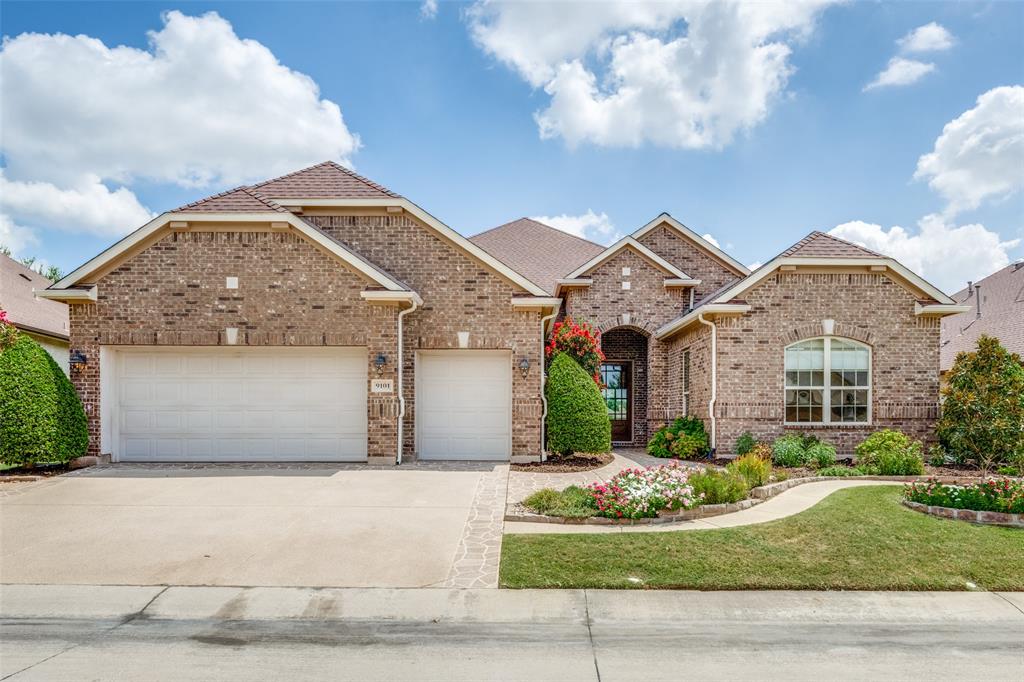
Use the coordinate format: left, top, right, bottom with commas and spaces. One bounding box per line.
747, 260, 763, 271
531, 210, 619, 244
914, 85, 1024, 215
897, 22, 955, 54
829, 215, 1020, 293
0, 173, 154, 238
0, 10, 358, 189
863, 57, 935, 91
421, 0, 438, 19
0, 215, 38, 256
469, 1, 834, 149
701, 233, 721, 248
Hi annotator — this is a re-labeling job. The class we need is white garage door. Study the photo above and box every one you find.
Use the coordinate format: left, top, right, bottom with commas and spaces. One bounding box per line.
111, 347, 367, 462
416, 351, 512, 460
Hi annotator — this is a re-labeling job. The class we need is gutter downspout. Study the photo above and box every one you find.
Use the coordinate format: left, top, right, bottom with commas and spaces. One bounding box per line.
539, 309, 559, 463
698, 313, 717, 453
396, 298, 418, 465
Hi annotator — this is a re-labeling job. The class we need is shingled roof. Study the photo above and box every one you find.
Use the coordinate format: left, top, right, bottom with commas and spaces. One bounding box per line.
781, 231, 884, 259
173, 186, 289, 213
0, 253, 69, 340
252, 161, 400, 200
940, 262, 1024, 372
470, 218, 606, 294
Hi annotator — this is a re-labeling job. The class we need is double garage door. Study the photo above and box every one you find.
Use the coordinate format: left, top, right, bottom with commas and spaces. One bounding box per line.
107, 347, 512, 462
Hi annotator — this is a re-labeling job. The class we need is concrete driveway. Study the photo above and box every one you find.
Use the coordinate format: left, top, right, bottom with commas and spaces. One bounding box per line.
0, 463, 507, 588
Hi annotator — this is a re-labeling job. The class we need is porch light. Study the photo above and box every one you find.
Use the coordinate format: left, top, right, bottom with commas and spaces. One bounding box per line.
518, 357, 530, 378
374, 353, 387, 375
69, 350, 87, 367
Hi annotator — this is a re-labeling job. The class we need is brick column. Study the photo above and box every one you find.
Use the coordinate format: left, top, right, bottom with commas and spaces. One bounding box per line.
365, 304, 400, 465
68, 304, 102, 457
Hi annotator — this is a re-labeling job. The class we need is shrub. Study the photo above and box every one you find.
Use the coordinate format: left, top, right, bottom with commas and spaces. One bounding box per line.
689, 468, 749, 504
817, 465, 866, 477
937, 335, 1024, 473
727, 453, 771, 488
806, 442, 836, 469
798, 433, 821, 451
545, 318, 605, 382
928, 444, 948, 468
749, 442, 773, 460
589, 464, 699, 518
771, 434, 808, 467
523, 486, 597, 518
0, 334, 89, 465
545, 352, 611, 457
735, 431, 756, 456
648, 416, 709, 459
0, 310, 19, 350
855, 429, 925, 476
905, 478, 1024, 514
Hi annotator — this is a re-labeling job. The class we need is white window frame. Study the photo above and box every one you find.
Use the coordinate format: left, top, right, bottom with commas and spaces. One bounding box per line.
784, 337, 872, 426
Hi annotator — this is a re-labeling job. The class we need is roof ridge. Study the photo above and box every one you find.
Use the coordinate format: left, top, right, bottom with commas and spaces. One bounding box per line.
250, 160, 401, 198
810, 230, 885, 257
473, 216, 605, 249
172, 185, 250, 212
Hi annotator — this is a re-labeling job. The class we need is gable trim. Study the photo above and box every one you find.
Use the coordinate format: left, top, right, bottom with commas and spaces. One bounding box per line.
263, 197, 550, 297
565, 236, 696, 280
654, 304, 752, 340
710, 257, 956, 308
49, 212, 409, 293
633, 213, 750, 277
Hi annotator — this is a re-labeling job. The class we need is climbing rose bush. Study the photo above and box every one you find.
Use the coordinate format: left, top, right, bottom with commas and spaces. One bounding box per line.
546, 318, 605, 383
589, 464, 699, 519
0, 310, 18, 350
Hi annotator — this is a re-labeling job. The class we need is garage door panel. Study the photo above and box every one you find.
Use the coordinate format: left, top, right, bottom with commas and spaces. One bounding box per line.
114, 348, 367, 462
417, 351, 511, 461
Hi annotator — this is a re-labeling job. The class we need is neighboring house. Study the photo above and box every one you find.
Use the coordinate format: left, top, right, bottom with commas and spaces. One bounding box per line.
40, 161, 969, 462
940, 262, 1024, 377
1, 253, 70, 372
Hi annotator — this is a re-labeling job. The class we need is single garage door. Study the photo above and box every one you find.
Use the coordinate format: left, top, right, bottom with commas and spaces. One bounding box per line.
416, 350, 512, 460
111, 347, 367, 462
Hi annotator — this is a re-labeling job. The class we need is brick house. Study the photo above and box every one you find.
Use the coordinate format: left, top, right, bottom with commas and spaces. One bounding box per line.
41, 162, 969, 462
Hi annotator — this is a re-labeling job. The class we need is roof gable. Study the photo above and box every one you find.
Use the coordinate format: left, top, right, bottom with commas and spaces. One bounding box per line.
782, 231, 883, 259
470, 218, 605, 294
633, 213, 749, 276
566, 237, 696, 281
251, 161, 400, 200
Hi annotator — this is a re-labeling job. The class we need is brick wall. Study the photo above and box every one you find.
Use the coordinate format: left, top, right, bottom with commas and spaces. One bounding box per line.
69, 229, 401, 458
713, 271, 941, 454
636, 223, 743, 301
304, 212, 543, 458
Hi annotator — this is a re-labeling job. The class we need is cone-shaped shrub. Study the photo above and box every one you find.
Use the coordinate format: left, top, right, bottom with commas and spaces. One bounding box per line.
546, 352, 611, 457
0, 334, 88, 465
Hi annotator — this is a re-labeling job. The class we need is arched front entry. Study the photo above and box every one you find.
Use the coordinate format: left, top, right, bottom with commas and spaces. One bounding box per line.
600, 326, 650, 445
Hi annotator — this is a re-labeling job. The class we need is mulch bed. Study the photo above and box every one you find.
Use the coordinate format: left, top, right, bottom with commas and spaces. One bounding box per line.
511, 452, 615, 473
0, 463, 69, 482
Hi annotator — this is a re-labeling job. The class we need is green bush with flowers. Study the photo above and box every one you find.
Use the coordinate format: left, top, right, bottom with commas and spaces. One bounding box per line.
647, 416, 710, 459
904, 478, 1024, 514
545, 318, 605, 383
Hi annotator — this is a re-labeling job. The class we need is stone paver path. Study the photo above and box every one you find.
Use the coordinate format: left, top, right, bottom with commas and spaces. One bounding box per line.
505, 479, 902, 534
441, 463, 509, 588
507, 449, 702, 505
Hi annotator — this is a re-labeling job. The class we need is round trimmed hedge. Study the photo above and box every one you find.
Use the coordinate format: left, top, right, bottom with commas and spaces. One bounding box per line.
545, 352, 611, 457
0, 334, 88, 465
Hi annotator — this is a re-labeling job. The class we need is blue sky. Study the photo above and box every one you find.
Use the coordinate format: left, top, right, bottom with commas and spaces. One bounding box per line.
2, 1, 1022, 294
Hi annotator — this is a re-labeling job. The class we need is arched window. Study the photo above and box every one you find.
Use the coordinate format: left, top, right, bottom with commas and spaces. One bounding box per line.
784, 337, 870, 424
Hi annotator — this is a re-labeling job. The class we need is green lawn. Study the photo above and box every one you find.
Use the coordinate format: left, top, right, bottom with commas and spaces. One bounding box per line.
500, 486, 1024, 591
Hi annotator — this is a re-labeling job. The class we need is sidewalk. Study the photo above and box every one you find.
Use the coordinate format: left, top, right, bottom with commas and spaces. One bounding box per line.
3, 585, 1022, 681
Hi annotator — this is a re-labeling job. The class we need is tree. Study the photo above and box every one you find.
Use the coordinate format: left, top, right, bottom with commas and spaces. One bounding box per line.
545, 318, 605, 383
545, 352, 611, 457
0, 334, 89, 466
937, 335, 1024, 473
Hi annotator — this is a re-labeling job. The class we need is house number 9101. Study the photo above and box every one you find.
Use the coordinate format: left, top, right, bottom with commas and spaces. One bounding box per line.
371, 379, 394, 393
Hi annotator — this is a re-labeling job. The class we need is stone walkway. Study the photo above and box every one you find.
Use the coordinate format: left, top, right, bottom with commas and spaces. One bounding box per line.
506, 449, 701, 505
505, 479, 902, 535
441, 463, 509, 588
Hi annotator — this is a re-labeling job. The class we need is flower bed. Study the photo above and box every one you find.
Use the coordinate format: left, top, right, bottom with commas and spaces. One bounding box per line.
904, 478, 1024, 514
589, 464, 699, 519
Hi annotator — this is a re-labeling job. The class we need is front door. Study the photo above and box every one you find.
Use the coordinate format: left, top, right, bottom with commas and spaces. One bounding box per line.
601, 362, 632, 442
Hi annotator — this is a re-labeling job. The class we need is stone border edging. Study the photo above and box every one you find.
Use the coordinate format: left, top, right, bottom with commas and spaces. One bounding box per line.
901, 500, 1023, 528
505, 474, 987, 526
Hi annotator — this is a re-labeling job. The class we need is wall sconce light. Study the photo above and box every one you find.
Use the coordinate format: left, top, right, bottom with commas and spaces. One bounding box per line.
518, 357, 530, 378
374, 353, 387, 375
69, 350, 87, 371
